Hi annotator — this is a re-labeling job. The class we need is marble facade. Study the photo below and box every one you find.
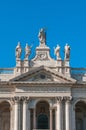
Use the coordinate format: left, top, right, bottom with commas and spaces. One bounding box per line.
0, 29, 86, 130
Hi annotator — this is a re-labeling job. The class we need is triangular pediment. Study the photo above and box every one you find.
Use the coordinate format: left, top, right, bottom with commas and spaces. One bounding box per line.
10, 66, 76, 83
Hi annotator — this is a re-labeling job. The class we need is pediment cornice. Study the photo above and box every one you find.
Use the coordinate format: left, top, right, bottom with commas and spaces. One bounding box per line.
10, 66, 76, 84
0, 81, 86, 88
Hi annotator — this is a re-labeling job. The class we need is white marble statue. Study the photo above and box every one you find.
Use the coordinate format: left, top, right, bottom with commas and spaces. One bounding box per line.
55, 44, 61, 59
25, 43, 31, 59
38, 28, 46, 44
15, 42, 22, 59
64, 43, 70, 60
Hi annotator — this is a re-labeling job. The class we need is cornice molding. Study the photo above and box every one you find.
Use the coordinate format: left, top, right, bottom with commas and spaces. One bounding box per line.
0, 81, 86, 88
10, 66, 76, 83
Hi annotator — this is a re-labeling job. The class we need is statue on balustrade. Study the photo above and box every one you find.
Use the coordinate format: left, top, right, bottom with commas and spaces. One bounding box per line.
55, 44, 61, 60
25, 43, 31, 59
64, 43, 70, 60
38, 28, 46, 45
15, 42, 22, 59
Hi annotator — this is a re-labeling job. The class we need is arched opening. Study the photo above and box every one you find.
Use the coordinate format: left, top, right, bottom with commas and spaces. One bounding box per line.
37, 114, 48, 129
0, 101, 10, 130
75, 101, 86, 130
36, 101, 49, 129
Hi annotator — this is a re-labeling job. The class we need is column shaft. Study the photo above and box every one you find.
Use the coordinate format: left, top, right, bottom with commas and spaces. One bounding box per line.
0, 112, 2, 130
65, 99, 71, 130
65, 101, 70, 130
13, 97, 21, 130
57, 100, 62, 130
14, 102, 19, 130
71, 106, 76, 130
23, 101, 27, 130
83, 116, 86, 130
55, 108, 57, 130
28, 109, 31, 130
10, 107, 13, 130
33, 108, 36, 129
50, 109, 53, 130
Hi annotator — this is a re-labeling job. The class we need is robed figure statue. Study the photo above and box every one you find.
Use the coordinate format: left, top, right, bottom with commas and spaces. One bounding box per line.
15, 42, 22, 59
38, 28, 46, 45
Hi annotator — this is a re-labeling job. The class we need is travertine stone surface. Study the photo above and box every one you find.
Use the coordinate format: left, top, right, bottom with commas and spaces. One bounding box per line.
0, 29, 86, 130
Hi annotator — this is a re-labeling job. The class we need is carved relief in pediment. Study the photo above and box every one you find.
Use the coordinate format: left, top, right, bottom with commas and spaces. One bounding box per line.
27, 73, 54, 82
25, 72, 68, 83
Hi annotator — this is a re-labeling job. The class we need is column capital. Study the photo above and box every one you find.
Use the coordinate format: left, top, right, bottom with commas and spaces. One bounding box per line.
64, 96, 72, 103
12, 96, 29, 104
12, 96, 20, 104
56, 96, 63, 103
20, 96, 29, 103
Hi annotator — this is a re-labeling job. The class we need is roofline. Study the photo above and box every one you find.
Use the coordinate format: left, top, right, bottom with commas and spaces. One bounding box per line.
10, 66, 76, 83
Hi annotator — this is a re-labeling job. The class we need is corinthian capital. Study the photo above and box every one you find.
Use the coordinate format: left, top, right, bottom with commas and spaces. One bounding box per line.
12, 96, 20, 104
20, 96, 29, 103
64, 96, 72, 102
56, 96, 63, 103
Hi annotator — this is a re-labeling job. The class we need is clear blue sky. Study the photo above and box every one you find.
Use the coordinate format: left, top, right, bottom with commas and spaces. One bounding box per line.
0, 0, 86, 68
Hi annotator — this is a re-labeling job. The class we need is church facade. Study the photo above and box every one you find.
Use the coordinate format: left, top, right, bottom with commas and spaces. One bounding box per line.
0, 29, 86, 130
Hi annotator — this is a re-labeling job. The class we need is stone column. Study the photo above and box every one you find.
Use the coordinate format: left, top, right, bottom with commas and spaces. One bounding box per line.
22, 97, 29, 130
71, 105, 76, 130
55, 108, 57, 130
56, 97, 63, 130
50, 108, 53, 130
0, 111, 2, 130
65, 97, 72, 130
83, 113, 86, 130
13, 97, 20, 130
10, 105, 13, 130
33, 108, 36, 129
28, 109, 31, 130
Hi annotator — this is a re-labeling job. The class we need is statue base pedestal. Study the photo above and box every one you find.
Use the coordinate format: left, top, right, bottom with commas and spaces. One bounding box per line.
56, 59, 63, 73
16, 59, 22, 67
64, 60, 70, 77
15, 59, 22, 75
24, 59, 29, 73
